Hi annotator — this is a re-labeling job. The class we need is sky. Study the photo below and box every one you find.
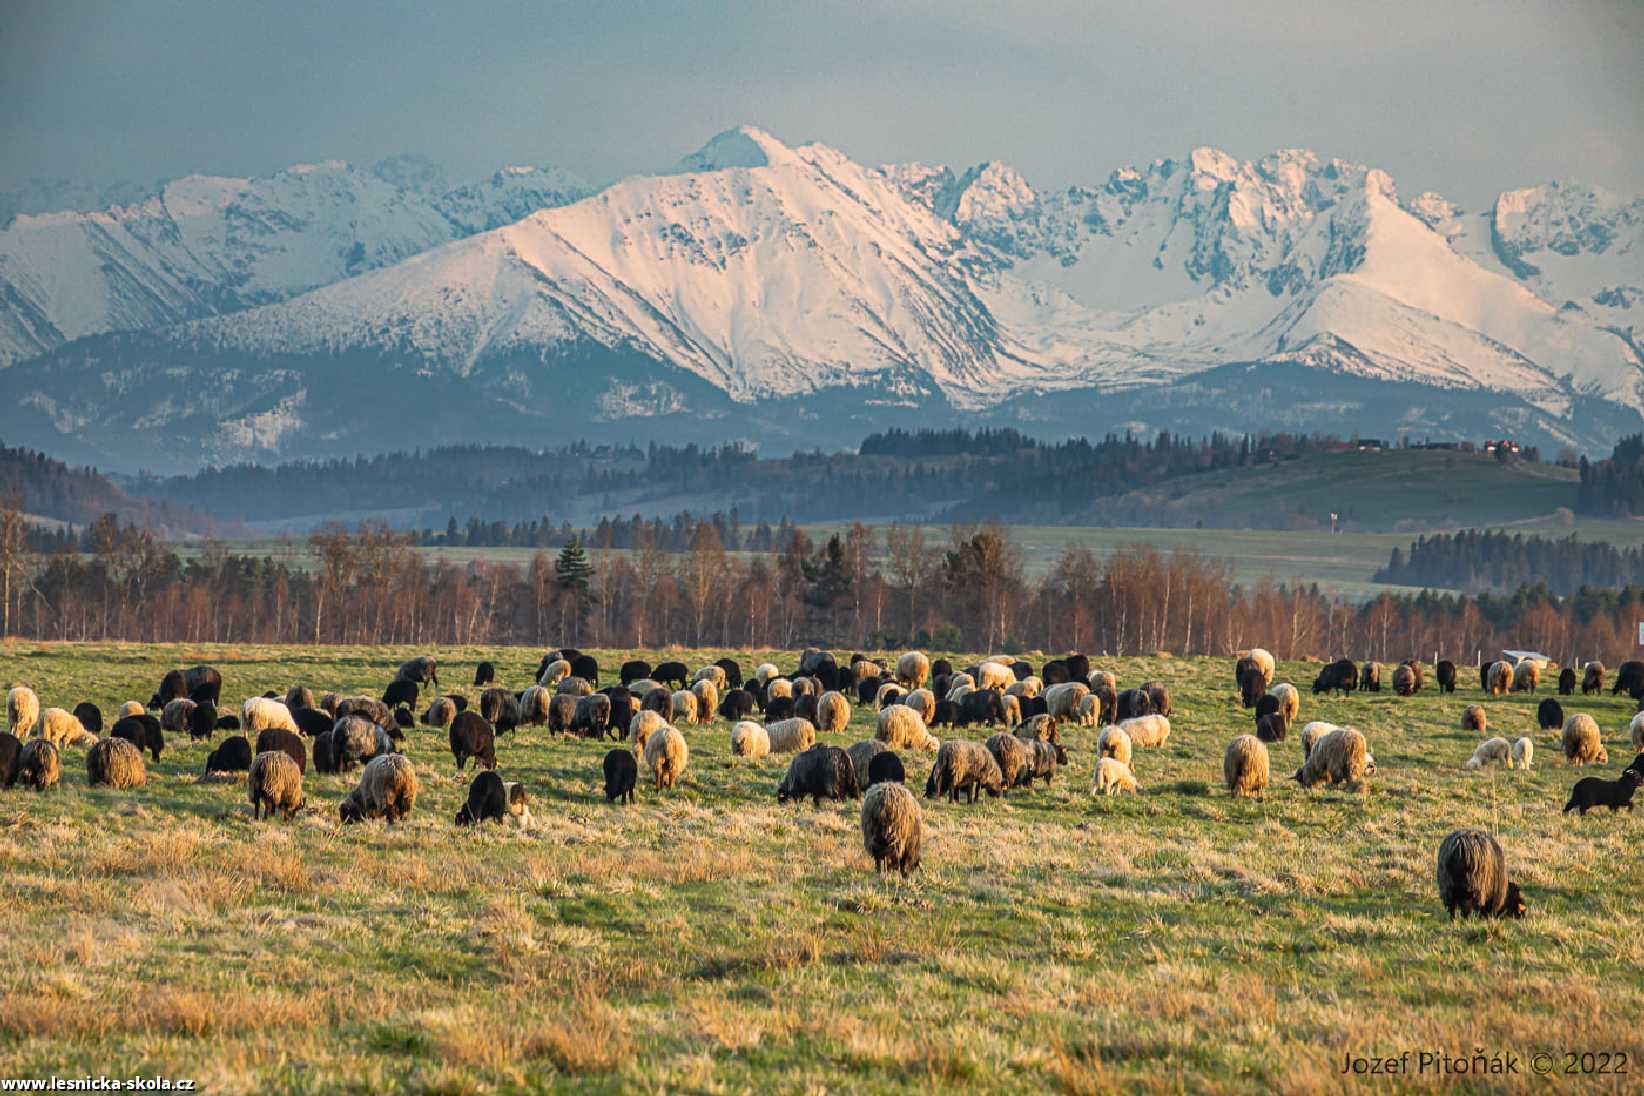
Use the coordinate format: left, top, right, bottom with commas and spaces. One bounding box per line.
2, 0, 1641, 209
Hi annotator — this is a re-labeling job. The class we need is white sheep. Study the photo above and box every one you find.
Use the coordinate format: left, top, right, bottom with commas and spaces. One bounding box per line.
875, 705, 938, 751
538, 659, 571, 686
1465, 736, 1513, 770
672, 689, 700, 726
766, 678, 794, 702
1512, 737, 1534, 770
7, 686, 39, 738
895, 651, 931, 689
1119, 713, 1170, 748
975, 662, 1013, 692
766, 717, 817, 754
730, 720, 770, 759
1092, 757, 1139, 796
694, 665, 728, 690
629, 709, 667, 752
1269, 682, 1299, 723
1044, 681, 1089, 721
38, 708, 95, 749
1097, 724, 1133, 767
242, 697, 298, 735
1630, 711, 1644, 752
643, 725, 688, 790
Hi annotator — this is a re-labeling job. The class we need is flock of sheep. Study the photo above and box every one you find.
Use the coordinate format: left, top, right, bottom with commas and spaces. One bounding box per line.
4, 645, 1643, 911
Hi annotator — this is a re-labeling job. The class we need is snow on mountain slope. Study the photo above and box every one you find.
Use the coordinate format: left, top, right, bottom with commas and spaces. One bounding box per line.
0, 157, 590, 365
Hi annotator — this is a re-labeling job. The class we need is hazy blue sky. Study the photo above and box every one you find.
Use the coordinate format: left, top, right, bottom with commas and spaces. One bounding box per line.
3, 0, 1640, 208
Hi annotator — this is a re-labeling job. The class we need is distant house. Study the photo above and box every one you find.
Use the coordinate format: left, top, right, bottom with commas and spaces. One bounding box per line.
1483, 438, 1521, 456
1355, 439, 1385, 452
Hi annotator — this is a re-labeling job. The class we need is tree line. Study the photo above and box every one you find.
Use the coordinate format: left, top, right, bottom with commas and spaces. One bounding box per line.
3, 512, 1639, 669
1375, 530, 1644, 595
1577, 434, 1644, 516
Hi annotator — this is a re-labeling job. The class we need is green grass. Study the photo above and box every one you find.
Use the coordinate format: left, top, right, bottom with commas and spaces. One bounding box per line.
3, 641, 1642, 1092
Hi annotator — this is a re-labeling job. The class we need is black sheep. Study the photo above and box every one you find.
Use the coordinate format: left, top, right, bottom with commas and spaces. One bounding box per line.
450, 694, 469, 713
1039, 659, 1069, 686
866, 751, 906, 786
473, 660, 496, 687
1563, 769, 1643, 815
1021, 695, 1049, 721
1255, 694, 1280, 720
203, 735, 252, 773
620, 659, 652, 686
1115, 688, 1152, 722
572, 694, 613, 738
291, 707, 332, 739
1582, 664, 1605, 695
569, 654, 599, 686
931, 658, 954, 680
186, 702, 217, 740
1065, 654, 1091, 683
1238, 664, 1266, 708
932, 699, 960, 728
1537, 698, 1565, 731
480, 688, 521, 734
1090, 684, 1116, 725
600, 687, 636, 734
0, 732, 21, 786
1436, 660, 1456, 694
72, 702, 103, 736
456, 770, 525, 824
1478, 662, 1492, 691
1141, 681, 1172, 717
653, 661, 688, 689
603, 748, 637, 804
1255, 712, 1288, 743
1558, 668, 1576, 696
1011, 661, 1035, 681
1310, 659, 1356, 697
777, 744, 860, 807
795, 693, 819, 723
255, 727, 307, 773
1613, 661, 1644, 699
718, 688, 755, 722
959, 689, 1006, 728
150, 665, 222, 708
382, 678, 419, 709
449, 711, 497, 771
215, 714, 241, 731
311, 731, 338, 773
111, 714, 164, 762
857, 677, 882, 705
766, 696, 796, 721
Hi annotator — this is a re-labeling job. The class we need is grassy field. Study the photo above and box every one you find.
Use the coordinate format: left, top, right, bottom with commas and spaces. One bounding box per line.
3, 641, 1642, 1092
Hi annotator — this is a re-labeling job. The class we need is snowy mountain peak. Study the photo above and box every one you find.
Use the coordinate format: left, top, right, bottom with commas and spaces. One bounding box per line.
673, 125, 798, 173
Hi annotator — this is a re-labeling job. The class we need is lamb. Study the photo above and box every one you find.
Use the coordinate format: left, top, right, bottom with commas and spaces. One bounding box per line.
1097, 724, 1133, 767
242, 697, 298, 735
16, 739, 59, 790
422, 696, 457, 729
1460, 705, 1488, 735
86, 736, 146, 789
108, 714, 162, 760
896, 651, 931, 689
1092, 757, 1139, 796
924, 739, 1004, 803
730, 720, 771, 760
1564, 768, 1644, 815
1269, 683, 1300, 723
394, 655, 439, 688
1436, 659, 1457, 694
860, 782, 922, 877
603, 748, 637, 804
629, 709, 667, 752
692, 679, 720, 723
160, 698, 197, 734
984, 732, 1028, 792
247, 750, 304, 820
40, 708, 98, 750
448, 711, 497, 771
767, 717, 819, 754
1537, 698, 1565, 731
1562, 713, 1607, 766
340, 753, 419, 825
813, 690, 850, 736
1044, 681, 1090, 722
643, 724, 688, 790
203, 735, 252, 774
1436, 829, 1526, 919
1465, 737, 1513, 770
1512, 737, 1534, 769
7, 686, 39, 738
1583, 662, 1605, 695
1294, 727, 1373, 791
539, 659, 571, 687
1512, 660, 1542, 694
875, 706, 937, 752
1392, 664, 1417, 697
845, 739, 887, 786
1486, 660, 1513, 696
1223, 735, 1270, 799
777, 744, 860, 806
1074, 693, 1101, 728
1119, 713, 1170, 749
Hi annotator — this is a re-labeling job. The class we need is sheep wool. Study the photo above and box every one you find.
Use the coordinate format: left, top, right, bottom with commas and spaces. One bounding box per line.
766, 717, 818, 754
422, 696, 457, 729
7, 686, 39, 738
671, 689, 700, 726
895, 651, 931, 689
1299, 721, 1341, 760
1246, 648, 1276, 688
816, 691, 851, 735
903, 688, 936, 723
1562, 714, 1606, 766
692, 679, 719, 723
284, 685, 315, 713
558, 676, 594, 697
17, 739, 60, 790
1044, 682, 1090, 721
1465, 737, 1512, 770
1223, 735, 1270, 798
1087, 670, 1117, 693
1461, 705, 1488, 735
875, 706, 937, 752
1269, 683, 1300, 723
1512, 737, 1534, 770
38, 708, 96, 749
694, 665, 728, 691
643, 724, 688, 790
117, 700, 146, 720
730, 720, 771, 760
1437, 829, 1525, 920
1007, 676, 1042, 700
985, 732, 1029, 791
1097, 725, 1133, 767
753, 662, 780, 687
875, 682, 907, 708
1487, 661, 1513, 696
248, 750, 304, 820
629, 709, 667, 752
1075, 693, 1101, 727
1513, 660, 1541, 693
1295, 727, 1372, 791
861, 782, 923, 878
975, 661, 1013, 692
520, 686, 552, 725
340, 753, 419, 824
845, 739, 888, 786
1119, 714, 1170, 749
160, 698, 197, 734
1093, 757, 1139, 796
766, 678, 794, 702
539, 659, 571, 686
86, 736, 146, 789
242, 697, 299, 735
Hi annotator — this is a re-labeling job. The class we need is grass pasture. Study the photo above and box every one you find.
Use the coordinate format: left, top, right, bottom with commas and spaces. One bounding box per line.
2, 641, 1643, 1092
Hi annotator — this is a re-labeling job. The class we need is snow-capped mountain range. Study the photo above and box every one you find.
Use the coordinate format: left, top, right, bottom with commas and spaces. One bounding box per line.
0, 126, 1638, 472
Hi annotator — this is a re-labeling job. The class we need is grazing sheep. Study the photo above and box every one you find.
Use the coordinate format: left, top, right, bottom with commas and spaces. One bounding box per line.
1119, 713, 1170, 749
1245, 648, 1276, 688
422, 696, 457, 729
1269, 683, 1300, 723
473, 661, 496, 687
619, 659, 652, 686
568, 654, 600, 687
203, 736, 252, 774
845, 739, 888, 785
1294, 727, 1373, 791
629, 709, 667, 752
1006, 677, 1042, 701
985, 732, 1028, 792
814, 690, 851, 736
572, 694, 614, 739
254, 727, 307, 774
448, 711, 497, 771
1436, 659, 1457, 694
902, 688, 936, 724
1487, 661, 1513, 696
16, 739, 59, 790
1359, 662, 1381, 692
183, 701, 217, 740
7, 686, 39, 738
1015, 737, 1064, 787
394, 656, 439, 688
1461, 705, 1488, 735
1465, 737, 1513, 770
931, 700, 959, 729
1512, 660, 1542, 694
603, 748, 637, 804
765, 696, 796, 722
40, 708, 98, 750
975, 661, 1013, 692
692, 679, 720, 723
108, 714, 162, 761
1583, 662, 1605, 695
478, 689, 521, 735
766, 678, 795, 704
1564, 769, 1643, 815
869, 751, 908, 788
161, 698, 197, 734
853, 658, 883, 685
694, 665, 728, 691
1299, 721, 1341, 760
766, 717, 818, 754
1557, 667, 1576, 695
875, 706, 937, 752
455, 770, 531, 826
730, 720, 771, 760
1392, 664, 1417, 697
0, 732, 18, 786
86, 736, 146, 789
1044, 682, 1090, 722
332, 715, 389, 770
1437, 829, 1526, 919
1239, 660, 1268, 707
339, 753, 419, 825
247, 750, 304, 820
381, 679, 419, 709
861, 782, 922, 877
118, 700, 145, 720
665, 689, 696, 727
924, 739, 1004, 803
544, 693, 577, 735
1512, 737, 1534, 770
1537, 698, 1565, 731
558, 676, 594, 699
1223, 735, 1270, 799
1097, 724, 1133, 767
778, 744, 860, 806
311, 731, 338, 774
317, 693, 339, 716
717, 688, 755, 722
1115, 688, 1152, 721
1402, 660, 1426, 692
1074, 693, 1101, 728
648, 661, 686, 690
242, 697, 298, 735
1092, 757, 1139, 796
68, 702, 102, 736
643, 724, 688, 791
958, 689, 1007, 729
896, 651, 931, 689
1255, 710, 1288, 743
875, 681, 908, 710
1562, 713, 1607, 766
516, 685, 550, 726
1087, 669, 1117, 693
1614, 660, 1644, 698
539, 659, 572, 687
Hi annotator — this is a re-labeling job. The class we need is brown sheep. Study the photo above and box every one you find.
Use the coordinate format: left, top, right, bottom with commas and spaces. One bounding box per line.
1460, 705, 1487, 735
1561, 714, 1606, 766
86, 736, 146, 789
340, 753, 419, 824
1294, 727, 1373, 791
984, 732, 1028, 792
16, 739, 59, 790
861, 782, 923, 877
923, 739, 1003, 803
1223, 735, 1269, 799
248, 750, 304, 820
